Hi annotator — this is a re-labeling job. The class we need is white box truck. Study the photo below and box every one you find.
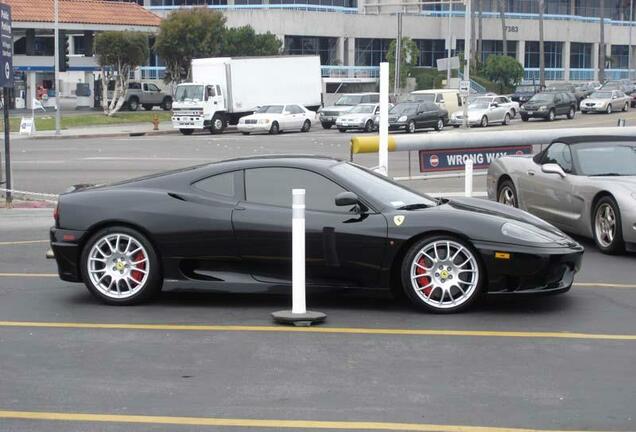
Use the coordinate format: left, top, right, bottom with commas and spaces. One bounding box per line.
171, 56, 323, 135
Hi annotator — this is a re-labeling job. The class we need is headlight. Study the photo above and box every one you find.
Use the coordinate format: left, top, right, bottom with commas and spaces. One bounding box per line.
258, 119, 270, 124
398, 115, 407, 122
501, 222, 554, 244
538, 105, 547, 111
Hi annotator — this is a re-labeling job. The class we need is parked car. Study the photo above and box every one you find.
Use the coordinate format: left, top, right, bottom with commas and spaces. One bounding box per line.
51, 155, 583, 312
511, 84, 542, 105
545, 83, 585, 106
519, 92, 577, 121
237, 104, 316, 135
319, 93, 379, 129
108, 81, 172, 111
580, 90, 630, 114
488, 136, 636, 254
410, 89, 462, 115
575, 81, 600, 98
478, 95, 520, 117
387, 102, 447, 133
450, 98, 514, 128
335, 103, 382, 132
601, 80, 634, 95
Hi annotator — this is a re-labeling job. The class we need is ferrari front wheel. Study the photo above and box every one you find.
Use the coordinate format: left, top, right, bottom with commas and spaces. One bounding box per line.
80, 226, 162, 305
401, 236, 483, 313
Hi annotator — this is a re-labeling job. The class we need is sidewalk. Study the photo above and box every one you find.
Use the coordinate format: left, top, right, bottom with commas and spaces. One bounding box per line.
11, 121, 178, 140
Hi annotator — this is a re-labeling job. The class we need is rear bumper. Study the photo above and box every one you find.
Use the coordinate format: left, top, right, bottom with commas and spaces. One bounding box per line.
50, 227, 86, 282
474, 241, 584, 293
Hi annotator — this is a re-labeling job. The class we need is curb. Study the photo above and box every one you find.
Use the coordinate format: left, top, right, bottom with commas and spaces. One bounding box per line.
19, 128, 179, 140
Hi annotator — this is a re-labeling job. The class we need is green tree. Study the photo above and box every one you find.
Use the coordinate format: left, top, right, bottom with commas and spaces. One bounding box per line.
154, 9, 226, 83
94, 31, 149, 116
221, 26, 282, 56
386, 37, 419, 91
482, 55, 524, 93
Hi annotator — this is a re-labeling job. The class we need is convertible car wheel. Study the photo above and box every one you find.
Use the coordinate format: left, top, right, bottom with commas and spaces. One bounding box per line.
80, 227, 162, 305
497, 179, 518, 208
593, 197, 625, 254
401, 236, 483, 313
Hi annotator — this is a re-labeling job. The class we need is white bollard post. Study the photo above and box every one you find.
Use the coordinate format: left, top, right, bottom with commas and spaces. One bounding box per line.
378, 62, 389, 176
465, 159, 473, 198
272, 189, 326, 326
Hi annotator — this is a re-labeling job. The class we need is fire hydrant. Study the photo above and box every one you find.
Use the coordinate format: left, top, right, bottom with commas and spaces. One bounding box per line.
151, 113, 160, 131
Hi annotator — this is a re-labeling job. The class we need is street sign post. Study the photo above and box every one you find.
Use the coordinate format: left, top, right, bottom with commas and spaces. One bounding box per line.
459, 80, 470, 95
0, 3, 13, 207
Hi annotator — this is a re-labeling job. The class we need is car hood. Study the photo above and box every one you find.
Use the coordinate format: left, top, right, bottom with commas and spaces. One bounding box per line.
322, 105, 353, 113
583, 98, 609, 104
339, 113, 371, 120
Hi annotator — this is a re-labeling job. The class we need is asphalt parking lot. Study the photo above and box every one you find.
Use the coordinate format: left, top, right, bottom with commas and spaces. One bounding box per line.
1, 113, 636, 431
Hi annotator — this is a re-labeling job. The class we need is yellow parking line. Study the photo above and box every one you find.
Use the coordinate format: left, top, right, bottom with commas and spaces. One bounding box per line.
0, 273, 57, 278
0, 240, 49, 246
0, 320, 635, 341
0, 409, 611, 432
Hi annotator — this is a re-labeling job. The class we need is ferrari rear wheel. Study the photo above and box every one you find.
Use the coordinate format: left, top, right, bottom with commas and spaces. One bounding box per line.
593, 196, 625, 254
81, 227, 162, 305
401, 236, 483, 313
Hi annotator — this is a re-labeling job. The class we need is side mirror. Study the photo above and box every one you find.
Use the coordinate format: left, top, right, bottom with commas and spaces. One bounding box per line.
335, 191, 360, 207
491, 103, 499, 107
542, 163, 566, 178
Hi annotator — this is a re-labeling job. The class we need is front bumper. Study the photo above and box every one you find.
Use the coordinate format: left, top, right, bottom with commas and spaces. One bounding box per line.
50, 227, 87, 282
320, 116, 338, 125
172, 115, 206, 129
450, 117, 480, 126
580, 104, 607, 112
474, 240, 584, 293
520, 109, 549, 119
237, 123, 271, 133
336, 121, 365, 130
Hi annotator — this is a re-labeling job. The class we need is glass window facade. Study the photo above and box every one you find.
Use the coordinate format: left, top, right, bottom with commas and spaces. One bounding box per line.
570, 42, 592, 68
611, 45, 629, 69
355, 38, 391, 66
284, 36, 338, 65
149, 0, 227, 5
271, 0, 357, 6
480, 40, 517, 63
525, 41, 563, 68
415, 39, 446, 67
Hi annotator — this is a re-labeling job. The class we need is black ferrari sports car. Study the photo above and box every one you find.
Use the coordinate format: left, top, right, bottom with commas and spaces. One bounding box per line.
51, 156, 583, 313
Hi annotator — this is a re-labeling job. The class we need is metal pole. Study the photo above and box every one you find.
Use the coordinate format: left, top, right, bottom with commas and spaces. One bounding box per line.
291, 189, 306, 315
464, 159, 473, 197
446, 0, 453, 88
379, 62, 389, 176
462, 0, 471, 129
394, 12, 402, 96
3, 87, 11, 207
630, 0, 634, 80
54, 0, 60, 135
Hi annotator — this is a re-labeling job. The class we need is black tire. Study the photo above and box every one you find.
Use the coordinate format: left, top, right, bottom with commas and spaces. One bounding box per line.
546, 109, 555, 121
400, 234, 484, 313
301, 120, 311, 132
179, 128, 193, 135
128, 97, 139, 111
406, 120, 416, 133
502, 113, 511, 125
161, 97, 172, 111
510, 108, 517, 118
453, 124, 460, 128
434, 118, 444, 131
480, 116, 488, 127
567, 107, 575, 119
80, 226, 162, 305
321, 122, 332, 129
142, 104, 153, 111
364, 119, 374, 132
592, 196, 625, 254
521, 115, 529, 122
497, 179, 518, 208
269, 121, 280, 135
241, 132, 250, 135
210, 114, 226, 134
623, 102, 629, 112
606, 104, 612, 114
338, 128, 347, 133
581, 110, 588, 114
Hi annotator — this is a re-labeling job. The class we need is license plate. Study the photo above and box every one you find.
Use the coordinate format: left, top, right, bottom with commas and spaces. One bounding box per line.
527, 111, 533, 115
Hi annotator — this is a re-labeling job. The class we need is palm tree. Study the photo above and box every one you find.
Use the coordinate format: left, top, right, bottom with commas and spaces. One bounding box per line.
498, 0, 507, 57
539, 0, 545, 87
599, 0, 606, 82
477, 0, 483, 63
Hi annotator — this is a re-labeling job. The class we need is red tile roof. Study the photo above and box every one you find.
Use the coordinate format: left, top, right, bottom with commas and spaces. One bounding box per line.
7, 0, 161, 27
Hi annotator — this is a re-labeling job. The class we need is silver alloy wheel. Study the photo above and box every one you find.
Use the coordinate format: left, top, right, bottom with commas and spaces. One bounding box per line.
87, 233, 150, 299
498, 186, 516, 207
607, 104, 612, 114
213, 118, 223, 130
481, 116, 488, 127
548, 110, 555, 121
595, 203, 617, 248
503, 113, 510, 125
436, 119, 444, 130
408, 121, 415, 133
409, 240, 479, 310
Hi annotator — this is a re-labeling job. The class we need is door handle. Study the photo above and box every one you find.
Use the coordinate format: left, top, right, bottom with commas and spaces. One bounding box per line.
234, 206, 245, 211
527, 170, 535, 176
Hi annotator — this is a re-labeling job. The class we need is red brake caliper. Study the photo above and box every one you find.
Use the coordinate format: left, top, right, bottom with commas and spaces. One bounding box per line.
415, 257, 432, 296
130, 251, 146, 284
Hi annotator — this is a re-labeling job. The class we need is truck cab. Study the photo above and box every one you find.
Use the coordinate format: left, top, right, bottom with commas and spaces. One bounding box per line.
172, 83, 227, 135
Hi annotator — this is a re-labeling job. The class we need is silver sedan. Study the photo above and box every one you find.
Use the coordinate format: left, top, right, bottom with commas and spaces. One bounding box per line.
487, 136, 636, 254
580, 90, 630, 114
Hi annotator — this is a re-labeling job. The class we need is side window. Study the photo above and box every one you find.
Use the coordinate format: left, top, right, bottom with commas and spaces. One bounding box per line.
287, 105, 304, 114
369, 94, 379, 103
374, 105, 380, 114
435, 93, 443, 103
206, 86, 216, 99
147, 83, 160, 92
554, 94, 562, 104
543, 143, 573, 173
193, 171, 236, 197
245, 167, 347, 213
496, 97, 506, 104
216, 85, 222, 96
129, 82, 141, 90
457, 93, 462, 107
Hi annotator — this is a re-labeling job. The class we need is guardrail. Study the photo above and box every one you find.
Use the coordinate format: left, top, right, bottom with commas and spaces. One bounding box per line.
148, 3, 358, 13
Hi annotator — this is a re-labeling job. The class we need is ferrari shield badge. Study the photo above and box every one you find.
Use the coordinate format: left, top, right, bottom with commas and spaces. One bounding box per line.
393, 215, 405, 226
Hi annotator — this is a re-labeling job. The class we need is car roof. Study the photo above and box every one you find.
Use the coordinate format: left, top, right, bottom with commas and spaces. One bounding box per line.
411, 89, 458, 94
552, 135, 636, 145
338, 93, 378, 96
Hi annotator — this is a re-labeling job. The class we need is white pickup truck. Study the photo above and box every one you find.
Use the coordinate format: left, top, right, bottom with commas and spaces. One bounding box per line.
171, 56, 322, 135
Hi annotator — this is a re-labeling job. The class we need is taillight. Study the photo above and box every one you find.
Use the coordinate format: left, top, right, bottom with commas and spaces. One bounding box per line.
53, 204, 59, 225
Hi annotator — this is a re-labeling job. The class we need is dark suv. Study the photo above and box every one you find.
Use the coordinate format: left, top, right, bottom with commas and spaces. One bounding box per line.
386, 102, 448, 133
519, 92, 576, 121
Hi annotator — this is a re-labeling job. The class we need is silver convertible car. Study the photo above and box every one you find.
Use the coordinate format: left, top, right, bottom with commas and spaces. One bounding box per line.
488, 136, 636, 254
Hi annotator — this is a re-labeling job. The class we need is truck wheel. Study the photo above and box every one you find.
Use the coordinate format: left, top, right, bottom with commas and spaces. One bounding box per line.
161, 97, 172, 111
179, 129, 193, 136
269, 121, 280, 135
142, 104, 153, 111
321, 122, 332, 129
128, 97, 139, 111
210, 114, 226, 134
301, 120, 311, 132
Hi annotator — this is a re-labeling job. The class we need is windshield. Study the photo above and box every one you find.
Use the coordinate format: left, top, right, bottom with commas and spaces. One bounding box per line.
174, 85, 204, 102
255, 105, 284, 114
469, 102, 490, 109
335, 95, 363, 106
529, 94, 553, 103
349, 105, 375, 114
591, 92, 612, 99
331, 163, 437, 209
548, 86, 571, 91
390, 104, 418, 115
410, 94, 435, 103
573, 142, 636, 176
